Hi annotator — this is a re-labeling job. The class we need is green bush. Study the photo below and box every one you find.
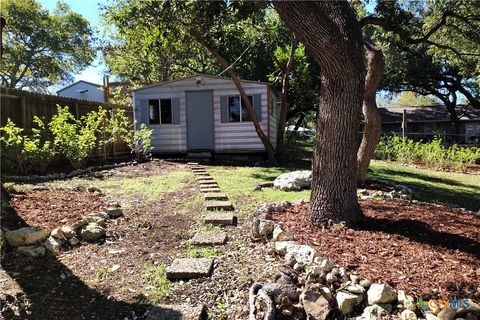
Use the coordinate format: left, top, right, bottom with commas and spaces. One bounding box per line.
374, 135, 480, 169
1, 105, 135, 174
0, 117, 56, 173
129, 123, 153, 162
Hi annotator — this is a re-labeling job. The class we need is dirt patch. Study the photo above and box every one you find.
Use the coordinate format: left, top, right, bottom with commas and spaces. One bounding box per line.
272, 200, 480, 300
3, 189, 104, 231
104, 159, 179, 179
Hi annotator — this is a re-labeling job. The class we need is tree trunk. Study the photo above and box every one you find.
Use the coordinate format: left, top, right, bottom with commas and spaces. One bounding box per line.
356, 36, 385, 185
189, 29, 276, 162
276, 34, 297, 160
275, 1, 366, 226
293, 113, 306, 131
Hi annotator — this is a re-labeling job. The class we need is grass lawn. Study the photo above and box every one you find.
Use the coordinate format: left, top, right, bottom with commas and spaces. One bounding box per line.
368, 160, 480, 210
209, 159, 480, 215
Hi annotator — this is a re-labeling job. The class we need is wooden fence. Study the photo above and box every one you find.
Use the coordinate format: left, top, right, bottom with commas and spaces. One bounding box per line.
1, 87, 134, 155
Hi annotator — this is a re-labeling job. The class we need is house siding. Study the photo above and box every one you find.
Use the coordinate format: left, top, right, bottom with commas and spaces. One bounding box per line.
57, 81, 104, 103
133, 76, 275, 153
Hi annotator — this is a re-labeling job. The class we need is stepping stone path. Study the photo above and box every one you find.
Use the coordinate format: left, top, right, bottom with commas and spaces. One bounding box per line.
146, 304, 206, 320
204, 192, 228, 201
166, 163, 237, 286
205, 201, 233, 211
166, 257, 213, 280
190, 231, 227, 245
204, 212, 236, 225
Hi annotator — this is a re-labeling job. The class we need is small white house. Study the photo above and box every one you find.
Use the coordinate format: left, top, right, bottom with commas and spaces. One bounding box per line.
132, 75, 279, 155
57, 80, 104, 102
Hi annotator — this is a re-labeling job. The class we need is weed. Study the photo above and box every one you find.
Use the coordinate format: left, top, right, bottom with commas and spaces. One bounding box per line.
143, 264, 170, 302
185, 243, 222, 258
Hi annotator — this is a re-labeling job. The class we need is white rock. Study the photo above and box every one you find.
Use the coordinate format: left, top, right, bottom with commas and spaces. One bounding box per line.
60, 226, 76, 239
336, 291, 362, 314
252, 219, 275, 237
273, 170, 312, 191
367, 283, 398, 305
274, 241, 315, 264
325, 272, 337, 284
358, 304, 391, 320
347, 284, 366, 294
68, 236, 80, 246
400, 310, 417, 320
16, 245, 46, 258
50, 227, 66, 240
4, 227, 49, 247
105, 207, 123, 218
319, 258, 335, 272
79, 223, 106, 241
43, 236, 64, 254
272, 224, 293, 241
425, 313, 439, 320
398, 290, 416, 311
360, 279, 372, 288
319, 287, 333, 302
301, 288, 331, 320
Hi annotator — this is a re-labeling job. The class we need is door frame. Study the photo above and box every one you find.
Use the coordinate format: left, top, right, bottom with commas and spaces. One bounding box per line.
185, 90, 215, 151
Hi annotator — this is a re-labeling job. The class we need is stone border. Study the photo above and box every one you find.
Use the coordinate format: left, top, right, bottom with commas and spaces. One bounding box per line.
248, 202, 480, 320
2, 161, 138, 183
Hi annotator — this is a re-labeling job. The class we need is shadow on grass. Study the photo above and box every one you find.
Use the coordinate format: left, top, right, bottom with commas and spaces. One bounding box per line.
359, 216, 480, 259
369, 167, 480, 211
0, 197, 188, 320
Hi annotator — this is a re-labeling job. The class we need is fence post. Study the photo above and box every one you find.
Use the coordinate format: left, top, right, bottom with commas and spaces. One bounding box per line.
402, 109, 407, 138
21, 95, 27, 130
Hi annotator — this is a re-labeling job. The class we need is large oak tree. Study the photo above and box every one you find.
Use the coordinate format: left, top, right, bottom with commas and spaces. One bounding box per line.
275, 1, 366, 226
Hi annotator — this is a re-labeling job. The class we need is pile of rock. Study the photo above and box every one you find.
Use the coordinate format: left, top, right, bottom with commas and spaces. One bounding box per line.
3, 195, 124, 258
357, 185, 413, 201
248, 203, 480, 320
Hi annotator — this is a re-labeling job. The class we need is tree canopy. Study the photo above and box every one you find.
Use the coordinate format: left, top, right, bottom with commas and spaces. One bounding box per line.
0, 0, 96, 91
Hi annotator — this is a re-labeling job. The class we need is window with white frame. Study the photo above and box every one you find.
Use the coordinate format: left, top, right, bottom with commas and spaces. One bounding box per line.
228, 95, 253, 122
149, 99, 172, 124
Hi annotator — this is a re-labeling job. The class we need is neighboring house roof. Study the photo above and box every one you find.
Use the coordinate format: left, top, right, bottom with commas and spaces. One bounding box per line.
56, 80, 102, 94
133, 74, 273, 92
379, 105, 480, 123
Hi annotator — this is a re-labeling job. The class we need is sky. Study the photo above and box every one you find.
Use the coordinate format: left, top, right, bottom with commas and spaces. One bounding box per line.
40, 0, 108, 90
39, 0, 378, 92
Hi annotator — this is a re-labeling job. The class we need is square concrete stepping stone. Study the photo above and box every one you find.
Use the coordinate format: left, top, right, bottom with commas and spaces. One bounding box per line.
205, 201, 233, 211
187, 162, 198, 166
199, 182, 218, 188
204, 212, 236, 225
200, 187, 221, 193
145, 304, 206, 320
194, 172, 209, 177
191, 168, 207, 172
204, 193, 228, 201
190, 231, 227, 245
166, 258, 213, 280
196, 176, 214, 182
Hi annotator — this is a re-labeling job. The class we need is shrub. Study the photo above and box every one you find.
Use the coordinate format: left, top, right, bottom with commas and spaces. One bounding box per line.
129, 123, 153, 162
374, 135, 480, 169
49, 106, 103, 169
0, 117, 56, 173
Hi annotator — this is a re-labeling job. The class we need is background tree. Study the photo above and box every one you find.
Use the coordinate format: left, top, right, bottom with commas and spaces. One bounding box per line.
103, 0, 278, 159
366, 0, 480, 134
0, 0, 96, 91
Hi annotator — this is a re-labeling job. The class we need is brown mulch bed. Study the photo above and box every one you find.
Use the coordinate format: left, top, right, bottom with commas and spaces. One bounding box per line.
3, 189, 104, 231
272, 200, 480, 300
